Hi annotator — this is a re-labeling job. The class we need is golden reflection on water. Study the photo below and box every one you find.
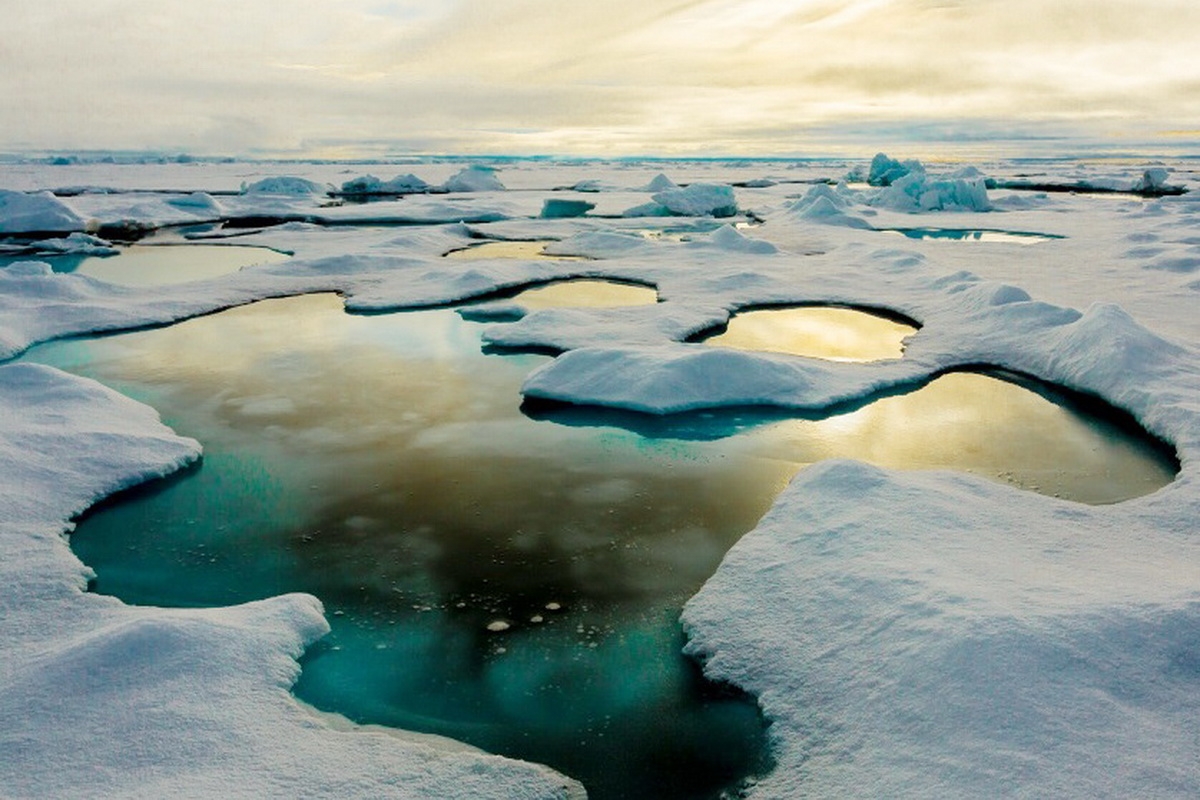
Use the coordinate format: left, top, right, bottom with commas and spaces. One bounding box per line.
444, 240, 586, 261
507, 279, 658, 310
75, 244, 289, 286
737, 372, 1175, 505
705, 306, 917, 361
51, 294, 1174, 520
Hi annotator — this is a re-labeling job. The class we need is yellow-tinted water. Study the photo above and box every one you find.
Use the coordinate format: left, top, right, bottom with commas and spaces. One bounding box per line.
704, 306, 917, 361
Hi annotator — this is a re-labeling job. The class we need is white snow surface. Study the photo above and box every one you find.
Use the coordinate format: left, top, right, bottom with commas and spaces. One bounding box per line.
0, 189, 86, 233
1, 155, 1199, 798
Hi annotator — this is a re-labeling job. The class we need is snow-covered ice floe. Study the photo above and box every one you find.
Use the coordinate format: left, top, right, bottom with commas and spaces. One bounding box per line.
1, 154, 1198, 798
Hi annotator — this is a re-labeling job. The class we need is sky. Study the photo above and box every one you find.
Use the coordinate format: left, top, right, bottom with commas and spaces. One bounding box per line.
3, 0, 1199, 158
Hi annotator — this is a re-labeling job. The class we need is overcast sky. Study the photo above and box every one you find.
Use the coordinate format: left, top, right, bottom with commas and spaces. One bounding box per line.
4, 0, 1198, 157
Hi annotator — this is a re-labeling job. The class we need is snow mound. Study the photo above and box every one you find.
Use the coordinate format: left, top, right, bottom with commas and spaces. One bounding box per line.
652, 183, 739, 217
0, 190, 86, 234
166, 191, 223, 214
786, 184, 872, 228
442, 166, 506, 192
242, 177, 327, 196
698, 224, 778, 254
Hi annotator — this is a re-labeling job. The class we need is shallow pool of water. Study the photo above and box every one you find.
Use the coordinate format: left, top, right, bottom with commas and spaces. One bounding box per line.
700, 305, 918, 362
505, 279, 658, 310
1, 242, 289, 286
17, 290, 1177, 797
882, 228, 1063, 244
444, 240, 586, 260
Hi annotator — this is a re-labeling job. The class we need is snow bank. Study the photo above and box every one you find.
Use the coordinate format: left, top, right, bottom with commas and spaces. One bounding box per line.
442, 166, 506, 192
0, 189, 86, 234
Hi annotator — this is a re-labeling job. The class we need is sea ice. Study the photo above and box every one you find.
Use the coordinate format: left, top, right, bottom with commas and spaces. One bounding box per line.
0, 153, 1197, 799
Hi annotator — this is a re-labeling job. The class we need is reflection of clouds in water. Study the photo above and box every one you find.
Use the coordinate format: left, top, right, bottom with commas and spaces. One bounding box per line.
706, 306, 915, 361
741, 373, 1176, 504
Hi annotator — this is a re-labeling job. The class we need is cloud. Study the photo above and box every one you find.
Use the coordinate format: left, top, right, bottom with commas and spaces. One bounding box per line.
2, 0, 1198, 155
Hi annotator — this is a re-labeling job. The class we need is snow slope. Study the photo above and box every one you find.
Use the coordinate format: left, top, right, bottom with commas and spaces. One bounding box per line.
1, 155, 1197, 798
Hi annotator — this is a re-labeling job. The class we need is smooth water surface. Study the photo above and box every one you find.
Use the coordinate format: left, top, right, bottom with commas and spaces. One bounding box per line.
19, 290, 1177, 797
702, 306, 918, 362
444, 239, 586, 260
882, 228, 1063, 244
507, 279, 658, 310
1, 242, 289, 286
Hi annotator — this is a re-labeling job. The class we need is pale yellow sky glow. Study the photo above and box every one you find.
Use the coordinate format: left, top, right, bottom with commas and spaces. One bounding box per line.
4, 0, 1198, 156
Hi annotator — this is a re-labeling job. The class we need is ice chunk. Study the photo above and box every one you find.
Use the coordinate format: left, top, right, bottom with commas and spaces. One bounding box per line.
868, 152, 922, 186
1134, 167, 1172, 193
870, 171, 992, 212
441, 166, 506, 192
540, 199, 595, 219
651, 183, 739, 217
0, 190, 86, 234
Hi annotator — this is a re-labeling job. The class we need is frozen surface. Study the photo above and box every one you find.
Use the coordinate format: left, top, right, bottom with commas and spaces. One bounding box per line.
1, 154, 1199, 798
